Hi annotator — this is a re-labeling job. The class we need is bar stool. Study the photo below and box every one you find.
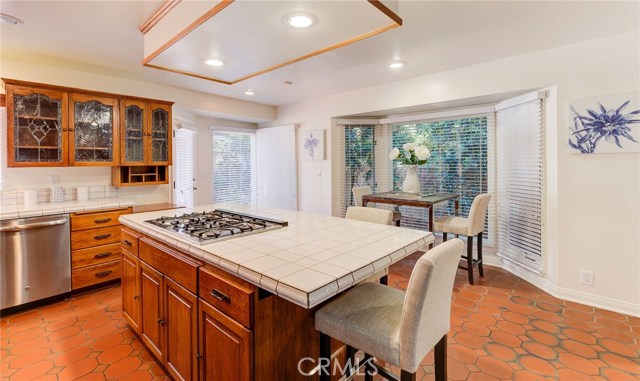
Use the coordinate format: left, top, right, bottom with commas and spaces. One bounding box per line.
345, 206, 393, 284
353, 186, 402, 226
315, 239, 464, 381
434, 193, 491, 285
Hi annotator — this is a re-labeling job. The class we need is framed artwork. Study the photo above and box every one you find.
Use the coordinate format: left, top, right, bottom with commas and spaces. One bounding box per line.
568, 92, 640, 154
302, 129, 324, 160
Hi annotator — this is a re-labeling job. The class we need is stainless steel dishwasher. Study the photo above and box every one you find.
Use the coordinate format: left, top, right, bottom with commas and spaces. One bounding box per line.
1, 214, 71, 310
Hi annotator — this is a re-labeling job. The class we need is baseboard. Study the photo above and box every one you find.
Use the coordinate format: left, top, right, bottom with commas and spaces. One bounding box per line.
500, 259, 640, 318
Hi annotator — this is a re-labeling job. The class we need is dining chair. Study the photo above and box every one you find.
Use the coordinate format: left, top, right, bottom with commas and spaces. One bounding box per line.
352, 185, 402, 226
315, 239, 464, 381
433, 193, 491, 285
345, 206, 393, 284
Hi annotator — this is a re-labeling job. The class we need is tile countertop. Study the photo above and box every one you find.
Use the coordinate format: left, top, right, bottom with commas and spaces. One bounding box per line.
119, 203, 435, 309
0, 197, 136, 220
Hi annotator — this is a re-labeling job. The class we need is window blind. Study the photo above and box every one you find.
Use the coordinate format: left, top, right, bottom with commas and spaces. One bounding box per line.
338, 124, 377, 217
496, 96, 545, 273
211, 131, 255, 205
256, 126, 297, 210
0, 106, 5, 187
391, 114, 494, 239
173, 128, 196, 208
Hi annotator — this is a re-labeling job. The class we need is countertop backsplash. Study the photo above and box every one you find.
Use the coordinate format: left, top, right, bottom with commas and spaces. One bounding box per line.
0, 186, 119, 206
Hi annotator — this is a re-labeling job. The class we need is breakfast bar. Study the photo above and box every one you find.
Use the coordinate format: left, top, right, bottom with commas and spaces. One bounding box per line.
118, 203, 433, 381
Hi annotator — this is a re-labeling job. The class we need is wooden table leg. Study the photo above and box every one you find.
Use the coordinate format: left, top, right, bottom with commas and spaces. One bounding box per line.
428, 205, 434, 249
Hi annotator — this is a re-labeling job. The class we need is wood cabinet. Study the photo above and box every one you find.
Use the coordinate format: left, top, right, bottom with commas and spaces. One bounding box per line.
121, 228, 141, 334
138, 237, 202, 381
69, 93, 118, 166
69, 207, 131, 290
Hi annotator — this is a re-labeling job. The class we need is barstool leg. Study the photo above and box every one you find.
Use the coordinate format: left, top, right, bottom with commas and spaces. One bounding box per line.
319, 332, 331, 381
401, 370, 417, 381
380, 275, 388, 285
434, 334, 448, 381
345, 345, 356, 378
467, 236, 474, 285
477, 232, 484, 277
363, 353, 374, 381
442, 232, 448, 242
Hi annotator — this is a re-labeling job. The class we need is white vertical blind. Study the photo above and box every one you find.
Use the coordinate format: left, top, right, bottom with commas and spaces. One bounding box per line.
496, 95, 545, 273
0, 106, 5, 187
211, 131, 255, 205
338, 123, 377, 217
173, 127, 196, 208
256, 125, 297, 210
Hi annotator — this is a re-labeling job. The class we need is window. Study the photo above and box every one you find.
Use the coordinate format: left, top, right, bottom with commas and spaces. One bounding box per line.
339, 125, 376, 216
391, 115, 492, 235
211, 131, 255, 204
173, 127, 196, 208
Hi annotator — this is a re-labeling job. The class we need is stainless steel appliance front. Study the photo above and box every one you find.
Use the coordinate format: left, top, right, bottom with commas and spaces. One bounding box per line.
1, 214, 71, 309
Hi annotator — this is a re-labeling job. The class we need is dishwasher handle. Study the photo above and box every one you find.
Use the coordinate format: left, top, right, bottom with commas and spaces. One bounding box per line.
0, 218, 68, 232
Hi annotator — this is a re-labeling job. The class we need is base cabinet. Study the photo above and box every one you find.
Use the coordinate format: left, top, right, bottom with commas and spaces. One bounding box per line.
165, 277, 198, 381
140, 261, 164, 361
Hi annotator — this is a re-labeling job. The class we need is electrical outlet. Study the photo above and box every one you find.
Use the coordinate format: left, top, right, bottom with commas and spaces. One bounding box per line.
580, 270, 594, 286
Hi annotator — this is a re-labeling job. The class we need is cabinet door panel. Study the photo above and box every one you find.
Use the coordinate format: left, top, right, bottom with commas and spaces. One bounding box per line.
121, 99, 146, 165
148, 103, 171, 165
199, 299, 252, 381
7, 85, 68, 167
165, 277, 198, 381
121, 250, 141, 333
140, 262, 164, 361
69, 94, 118, 166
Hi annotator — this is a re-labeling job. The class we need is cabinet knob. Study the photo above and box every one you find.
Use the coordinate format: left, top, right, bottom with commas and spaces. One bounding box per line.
157, 318, 167, 326
134, 295, 139, 300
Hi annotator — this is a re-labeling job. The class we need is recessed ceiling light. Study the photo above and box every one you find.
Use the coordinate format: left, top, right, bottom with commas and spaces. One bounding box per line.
284, 13, 315, 28
205, 59, 225, 67
0, 13, 23, 25
244, 89, 255, 96
389, 61, 404, 69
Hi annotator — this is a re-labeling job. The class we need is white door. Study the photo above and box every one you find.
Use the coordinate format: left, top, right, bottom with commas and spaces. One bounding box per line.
173, 127, 197, 207
256, 125, 297, 210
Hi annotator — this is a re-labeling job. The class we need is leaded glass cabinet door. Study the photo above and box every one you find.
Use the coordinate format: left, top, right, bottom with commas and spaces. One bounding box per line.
121, 99, 146, 165
6, 85, 69, 167
148, 103, 172, 165
69, 94, 118, 166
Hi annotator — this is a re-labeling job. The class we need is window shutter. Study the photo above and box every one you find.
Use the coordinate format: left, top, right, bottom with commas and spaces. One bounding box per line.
173, 128, 196, 208
496, 94, 545, 273
256, 125, 297, 210
211, 131, 255, 205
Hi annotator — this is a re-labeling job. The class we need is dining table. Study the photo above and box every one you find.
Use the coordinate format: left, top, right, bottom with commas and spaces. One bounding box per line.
361, 191, 460, 233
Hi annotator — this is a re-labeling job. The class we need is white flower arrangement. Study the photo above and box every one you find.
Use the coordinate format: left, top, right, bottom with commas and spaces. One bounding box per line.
389, 143, 431, 165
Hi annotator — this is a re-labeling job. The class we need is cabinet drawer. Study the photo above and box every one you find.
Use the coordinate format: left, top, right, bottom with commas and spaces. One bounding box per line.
71, 208, 131, 231
139, 237, 203, 294
199, 265, 254, 329
72, 260, 121, 290
72, 243, 122, 269
71, 225, 122, 250
120, 227, 141, 255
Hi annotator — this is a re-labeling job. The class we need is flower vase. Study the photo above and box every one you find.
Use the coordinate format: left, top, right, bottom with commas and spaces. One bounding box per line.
402, 165, 421, 194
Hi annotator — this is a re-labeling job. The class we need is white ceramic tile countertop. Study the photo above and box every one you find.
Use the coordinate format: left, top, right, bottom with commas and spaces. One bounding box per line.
119, 203, 434, 309
0, 197, 136, 220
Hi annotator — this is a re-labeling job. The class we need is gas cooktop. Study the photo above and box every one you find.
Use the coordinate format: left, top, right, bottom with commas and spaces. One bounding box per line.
144, 209, 288, 244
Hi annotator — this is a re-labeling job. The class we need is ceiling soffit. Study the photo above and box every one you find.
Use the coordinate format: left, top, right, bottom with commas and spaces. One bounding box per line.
141, 0, 402, 85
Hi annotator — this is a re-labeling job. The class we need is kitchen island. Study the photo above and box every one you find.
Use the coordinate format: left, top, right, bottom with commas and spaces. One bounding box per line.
118, 203, 433, 381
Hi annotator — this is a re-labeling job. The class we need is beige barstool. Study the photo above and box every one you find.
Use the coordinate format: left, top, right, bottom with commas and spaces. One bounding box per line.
434, 193, 491, 285
352, 186, 402, 226
315, 239, 464, 381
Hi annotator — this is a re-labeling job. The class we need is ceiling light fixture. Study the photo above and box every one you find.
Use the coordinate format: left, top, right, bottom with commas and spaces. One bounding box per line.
205, 59, 225, 67
0, 13, 23, 25
389, 61, 404, 69
284, 13, 315, 28
244, 89, 255, 96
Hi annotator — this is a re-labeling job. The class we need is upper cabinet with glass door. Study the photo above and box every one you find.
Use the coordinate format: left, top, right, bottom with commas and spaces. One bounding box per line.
119, 100, 172, 166
69, 94, 118, 166
149, 103, 171, 166
6, 84, 69, 167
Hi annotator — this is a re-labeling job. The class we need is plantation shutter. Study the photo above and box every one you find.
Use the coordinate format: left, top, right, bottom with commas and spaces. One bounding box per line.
256, 125, 297, 210
173, 127, 196, 207
211, 130, 255, 205
495, 92, 546, 273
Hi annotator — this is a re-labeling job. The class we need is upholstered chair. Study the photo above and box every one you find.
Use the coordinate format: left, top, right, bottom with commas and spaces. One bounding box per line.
433, 193, 491, 284
352, 185, 402, 226
315, 239, 464, 381
345, 206, 393, 284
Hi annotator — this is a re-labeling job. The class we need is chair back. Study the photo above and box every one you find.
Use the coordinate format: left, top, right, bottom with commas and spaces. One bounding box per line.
345, 206, 393, 225
352, 186, 373, 207
466, 193, 491, 235
399, 239, 464, 372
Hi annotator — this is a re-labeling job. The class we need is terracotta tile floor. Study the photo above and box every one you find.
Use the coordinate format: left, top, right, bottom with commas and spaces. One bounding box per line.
1, 252, 639, 381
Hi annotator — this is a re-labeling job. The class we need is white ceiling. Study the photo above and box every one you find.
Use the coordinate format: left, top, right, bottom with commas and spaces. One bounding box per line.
1, 1, 638, 108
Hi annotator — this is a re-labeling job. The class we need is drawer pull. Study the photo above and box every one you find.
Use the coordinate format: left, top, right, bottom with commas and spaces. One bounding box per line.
94, 234, 112, 240
210, 289, 230, 303
94, 218, 112, 224
94, 252, 112, 259
122, 239, 132, 246
95, 270, 113, 278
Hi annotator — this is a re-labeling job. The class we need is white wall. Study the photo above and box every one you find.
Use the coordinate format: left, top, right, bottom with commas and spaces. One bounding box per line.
262, 31, 640, 315
0, 56, 275, 205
